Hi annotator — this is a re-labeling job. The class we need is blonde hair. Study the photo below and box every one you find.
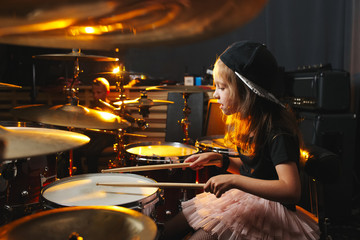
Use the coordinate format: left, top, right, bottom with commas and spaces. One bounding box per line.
213, 58, 302, 157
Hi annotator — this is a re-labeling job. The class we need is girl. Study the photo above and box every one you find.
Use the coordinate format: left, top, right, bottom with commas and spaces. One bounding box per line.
161, 41, 320, 240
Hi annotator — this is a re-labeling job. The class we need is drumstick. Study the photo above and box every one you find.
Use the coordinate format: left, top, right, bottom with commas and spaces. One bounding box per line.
101, 160, 221, 173
96, 182, 206, 189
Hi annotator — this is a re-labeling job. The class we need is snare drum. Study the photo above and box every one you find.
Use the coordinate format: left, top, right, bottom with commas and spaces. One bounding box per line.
125, 141, 198, 164
124, 142, 199, 222
196, 135, 238, 157
41, 173, 160, 217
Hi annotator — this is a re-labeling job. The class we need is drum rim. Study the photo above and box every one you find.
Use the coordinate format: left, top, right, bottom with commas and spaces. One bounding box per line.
41, 173, 160, 209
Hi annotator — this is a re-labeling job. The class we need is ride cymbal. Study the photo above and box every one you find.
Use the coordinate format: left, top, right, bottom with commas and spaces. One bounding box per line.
146, 85, 214, 93
0, 125, 90, 160
11, 104, 130, 130
33, 50, 119, 62
113, 97, 173, 107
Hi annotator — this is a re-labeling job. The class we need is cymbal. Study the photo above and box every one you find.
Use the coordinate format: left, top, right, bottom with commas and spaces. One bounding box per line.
11, 104, 131, 130
0, 0, 268, 50
0, 125, 90, 160
0, 82, 22, 88
113, 97, 174, 107
146, 85, 215, 93
0, 206, 157, 240
33, 50, 119, 62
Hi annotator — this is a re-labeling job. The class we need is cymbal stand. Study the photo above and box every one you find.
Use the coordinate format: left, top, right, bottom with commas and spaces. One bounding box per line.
64, 49, 81, 176
179, 92, 201, 185
179, 93, 192, 144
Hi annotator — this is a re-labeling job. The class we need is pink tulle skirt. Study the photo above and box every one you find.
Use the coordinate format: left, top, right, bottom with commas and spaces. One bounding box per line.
181, 189, 320, 240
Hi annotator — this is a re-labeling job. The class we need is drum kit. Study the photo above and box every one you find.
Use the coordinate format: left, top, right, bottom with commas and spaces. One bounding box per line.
0, 49, 232, 239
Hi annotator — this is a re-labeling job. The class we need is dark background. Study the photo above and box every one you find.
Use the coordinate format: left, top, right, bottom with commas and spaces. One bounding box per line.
0, 0, 359, 237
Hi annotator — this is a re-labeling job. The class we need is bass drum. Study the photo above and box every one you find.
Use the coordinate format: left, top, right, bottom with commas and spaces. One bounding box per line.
0, 121, 57, 223
41, 173, 160, 218
124, 141, 201, 223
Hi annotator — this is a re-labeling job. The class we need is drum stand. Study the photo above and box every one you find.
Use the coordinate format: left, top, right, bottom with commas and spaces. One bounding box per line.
179, 92, 192, 145
107, 69, 148, 169
64, 52, 81, 176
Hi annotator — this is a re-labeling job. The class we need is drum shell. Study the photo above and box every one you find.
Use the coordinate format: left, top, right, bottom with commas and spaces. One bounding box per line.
0, 122, 57, 206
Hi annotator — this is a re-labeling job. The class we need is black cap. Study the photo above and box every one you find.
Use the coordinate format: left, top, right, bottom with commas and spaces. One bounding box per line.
219, 41, 278, 93
219, 41, 284, 107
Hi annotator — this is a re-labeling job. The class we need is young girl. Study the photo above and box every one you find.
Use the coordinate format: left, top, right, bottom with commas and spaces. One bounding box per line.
160, 41, 320, 240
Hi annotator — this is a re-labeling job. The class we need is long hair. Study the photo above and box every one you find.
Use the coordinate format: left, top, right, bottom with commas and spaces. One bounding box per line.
213, 59, 302, 157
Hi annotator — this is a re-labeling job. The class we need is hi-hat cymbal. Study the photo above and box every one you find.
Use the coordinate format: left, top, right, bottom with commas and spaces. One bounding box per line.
0, 82, 22, 88
146, 85, 215, 93
33, 50, 119, 62
113, 97, 174, 107
0, 125, 90, 160
0, 0, 267, 50
11, 104, 130, 130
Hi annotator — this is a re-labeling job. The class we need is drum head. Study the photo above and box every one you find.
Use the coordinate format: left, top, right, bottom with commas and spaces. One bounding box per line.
41, 173, 159, 208
0, 206, 157, 240
125, 141, 198, 163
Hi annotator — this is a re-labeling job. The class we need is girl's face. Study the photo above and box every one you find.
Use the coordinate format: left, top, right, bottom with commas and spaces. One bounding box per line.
213, 75, 237, 115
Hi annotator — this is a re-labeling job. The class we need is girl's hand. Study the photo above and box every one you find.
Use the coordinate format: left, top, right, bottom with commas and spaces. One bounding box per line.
204, 174, 238, 198
184, 152, 222, 170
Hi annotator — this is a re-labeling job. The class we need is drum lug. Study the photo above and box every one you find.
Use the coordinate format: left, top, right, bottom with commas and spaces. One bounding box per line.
20, 190, 29, 199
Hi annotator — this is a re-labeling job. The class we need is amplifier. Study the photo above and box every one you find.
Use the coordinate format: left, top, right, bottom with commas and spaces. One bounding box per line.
284, 70, 350, 112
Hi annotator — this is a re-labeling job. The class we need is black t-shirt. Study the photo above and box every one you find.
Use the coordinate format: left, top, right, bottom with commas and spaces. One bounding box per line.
238, 130, 300, 210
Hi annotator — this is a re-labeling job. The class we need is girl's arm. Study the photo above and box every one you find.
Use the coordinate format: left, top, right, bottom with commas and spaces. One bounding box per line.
205, 161, 301, 204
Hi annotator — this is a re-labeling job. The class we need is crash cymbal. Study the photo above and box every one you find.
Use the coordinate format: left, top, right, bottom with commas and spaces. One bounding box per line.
146, 85, 214, 93
0, 206, 157, 240
0, 82, 22, 88
0, 125, 90, 160
0, 0, 267, 50
33, 49, 119, 62
11, 104, 131, 130
113, 97, 174, 107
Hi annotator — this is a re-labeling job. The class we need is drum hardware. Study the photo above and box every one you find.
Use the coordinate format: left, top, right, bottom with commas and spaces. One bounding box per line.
113, 91, 174, 118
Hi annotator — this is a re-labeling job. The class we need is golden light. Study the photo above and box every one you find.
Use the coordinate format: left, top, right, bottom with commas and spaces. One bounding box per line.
112, 66, 120, 74
300, 148, 310, 161
0, 19, 75, 36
